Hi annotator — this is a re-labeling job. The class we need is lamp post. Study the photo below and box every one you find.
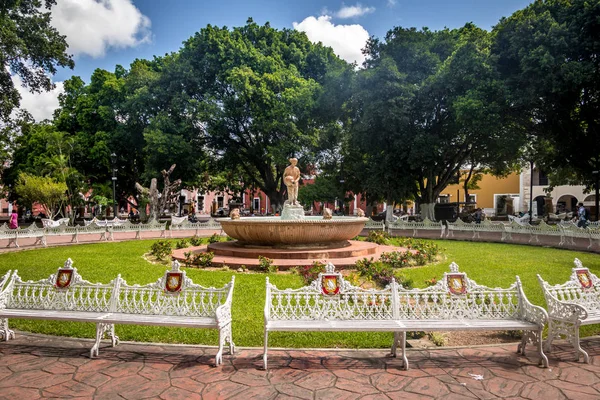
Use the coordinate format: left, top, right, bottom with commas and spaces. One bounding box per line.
593, 170, 599, 221
110, 153, 117, 217
529, 160, 534, 224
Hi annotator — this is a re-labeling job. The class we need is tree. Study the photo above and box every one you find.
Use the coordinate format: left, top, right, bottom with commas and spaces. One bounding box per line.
175, 20, 348, 211
350, 24, 525, 220
0, 0, 74, 122
492, 0, 600, 187
14, 172, 67, 219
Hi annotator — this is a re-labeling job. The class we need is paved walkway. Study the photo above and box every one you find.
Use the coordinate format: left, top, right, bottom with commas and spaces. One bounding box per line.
1, 333, 599, 399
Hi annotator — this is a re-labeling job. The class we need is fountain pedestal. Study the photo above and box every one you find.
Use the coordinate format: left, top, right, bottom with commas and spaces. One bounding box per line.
281, 204, 305, 220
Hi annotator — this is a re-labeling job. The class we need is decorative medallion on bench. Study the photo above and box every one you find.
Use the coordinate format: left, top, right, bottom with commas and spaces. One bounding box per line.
575, 267, 593, 289
164, 262, 184, 293
321, 264, 341, 295
55, 259, 74, 289
446, 263, 467, 295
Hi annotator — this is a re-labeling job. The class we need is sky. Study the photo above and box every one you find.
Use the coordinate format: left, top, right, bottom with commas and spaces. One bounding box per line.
16, 0, 533, 121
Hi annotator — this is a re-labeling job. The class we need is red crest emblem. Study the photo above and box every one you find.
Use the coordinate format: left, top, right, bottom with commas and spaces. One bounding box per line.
321, 274, 340, 295
575, 269, 593, 289
55, 269, 73, 289
165, 272, 183, 293
447, 274, 467, 295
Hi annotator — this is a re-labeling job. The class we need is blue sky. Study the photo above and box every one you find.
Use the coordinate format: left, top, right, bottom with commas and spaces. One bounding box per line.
18, 0, 532, 120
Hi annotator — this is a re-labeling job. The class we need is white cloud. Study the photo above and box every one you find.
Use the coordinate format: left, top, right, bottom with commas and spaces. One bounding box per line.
51, 0, 151, 58
12, 75, 63, 121
387, 0, 397, 7
293, 16, 370, 66
335, 4, 375, 19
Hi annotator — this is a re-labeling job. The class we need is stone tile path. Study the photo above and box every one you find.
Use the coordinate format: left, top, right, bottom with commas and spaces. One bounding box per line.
1, 333, 599, 399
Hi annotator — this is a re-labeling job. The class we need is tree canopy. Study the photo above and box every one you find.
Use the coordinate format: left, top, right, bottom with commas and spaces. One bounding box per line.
0, 0, 74, 122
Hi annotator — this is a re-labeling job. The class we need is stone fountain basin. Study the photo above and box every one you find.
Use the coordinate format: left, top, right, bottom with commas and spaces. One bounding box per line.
218, 216, 369, 247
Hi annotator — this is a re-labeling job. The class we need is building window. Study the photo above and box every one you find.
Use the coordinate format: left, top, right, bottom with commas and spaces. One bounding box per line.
198, 196, 205, 212
253, 198, 260, 212
466, 194, 477, 204
438, 195, 450, 204
217, 196, 224, 208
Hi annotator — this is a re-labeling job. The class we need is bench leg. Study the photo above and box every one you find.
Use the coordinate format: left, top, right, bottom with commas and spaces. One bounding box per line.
91, 323, 118, 358
571, 327, 589, 363
391, 332, 398, 357
263, 329, 269, 370
400, 332, 408, 370
0, 319, 15, 341
519, 329, 548, 368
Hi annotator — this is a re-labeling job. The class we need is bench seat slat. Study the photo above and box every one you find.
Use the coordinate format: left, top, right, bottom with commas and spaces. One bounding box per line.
0, 309, 110, 321
267, 320, 401, 332
400, 319, 537, 331
101, 314, 217, 328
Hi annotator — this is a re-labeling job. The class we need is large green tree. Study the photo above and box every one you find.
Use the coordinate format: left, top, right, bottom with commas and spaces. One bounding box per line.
0, 0, 74, 122
349, 24, 526, 219
492, 0, 600, 187
174, 20, 349, 211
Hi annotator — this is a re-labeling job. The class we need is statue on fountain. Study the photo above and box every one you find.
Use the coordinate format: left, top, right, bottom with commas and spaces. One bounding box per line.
282, 158, 304, 220
283, 158, 301, 206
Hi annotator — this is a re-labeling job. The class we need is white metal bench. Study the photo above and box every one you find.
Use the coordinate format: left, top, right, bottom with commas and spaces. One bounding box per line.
133, 219, 167, 239
263, 263, 400, 369
169, 217, 222, 237
41, 218, 70, 228
363, 218, 385, 230
392, 262, 548, 369
1, 224, 45, 248
388, 217, 445, 238
538, 258, 600, 363
558, 221, 591, 246
525, 221, 564, 244
0, 259, 235, 365
0, 270, 12, 339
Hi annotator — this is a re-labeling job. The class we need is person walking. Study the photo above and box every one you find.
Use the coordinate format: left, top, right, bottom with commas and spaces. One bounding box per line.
9, 209, 18, 229
577, 202, 589, 228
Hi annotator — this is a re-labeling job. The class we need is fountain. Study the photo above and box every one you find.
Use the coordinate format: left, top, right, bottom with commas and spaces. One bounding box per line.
173, 159, 403, 268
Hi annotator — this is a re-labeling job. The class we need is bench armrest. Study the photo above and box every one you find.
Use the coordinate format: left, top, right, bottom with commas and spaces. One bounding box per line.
215, 276, 235, 328
516, 276, 547, 326
544, 295, 588, 323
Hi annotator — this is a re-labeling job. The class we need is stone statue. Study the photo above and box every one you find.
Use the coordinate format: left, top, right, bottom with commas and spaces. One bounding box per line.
356, 209, 365, 217
283, 158, 301, 206
230, 208, 240, 220
323, 207, 333, 220
135, 164, 181, 222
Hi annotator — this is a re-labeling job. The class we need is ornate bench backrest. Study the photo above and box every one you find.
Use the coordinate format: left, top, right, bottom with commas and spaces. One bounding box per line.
265, 263, 397, 321
397, 262, 522, 320
4, 259, 115, 312
115, 261, 234, 317
538, 258, 600, 309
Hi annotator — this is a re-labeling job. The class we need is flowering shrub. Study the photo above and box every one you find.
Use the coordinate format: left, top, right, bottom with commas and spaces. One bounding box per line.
189, 235, 203, 246
150, 240, 172, 261
379, 251, 411, 268
393, 238, 442, 263
175, 238, 189, 249
366, 230, 390, 245
208, 233, 223, 244
258, 255, 277, 273
355, 258, 395, 286
297, 261, 326, 284
424, 276, 438, 287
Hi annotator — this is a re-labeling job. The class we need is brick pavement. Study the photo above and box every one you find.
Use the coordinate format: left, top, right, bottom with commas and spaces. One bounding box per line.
1, 333, 599, 399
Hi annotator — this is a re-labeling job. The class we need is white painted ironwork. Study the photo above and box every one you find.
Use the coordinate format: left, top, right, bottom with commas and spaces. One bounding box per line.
169, 218, 222, 237
388, 217, 444, 238
538, 258, 600, 363
393, 262, 548, 369
0, 259, 235, 365
364, 218, 385, 230
263, 262, 399, 369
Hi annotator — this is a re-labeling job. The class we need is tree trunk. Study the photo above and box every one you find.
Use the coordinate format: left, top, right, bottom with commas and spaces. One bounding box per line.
420, 203, 436, 221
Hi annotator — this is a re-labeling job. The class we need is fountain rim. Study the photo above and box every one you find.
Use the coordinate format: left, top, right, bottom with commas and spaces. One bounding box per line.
217, 216, 370, 225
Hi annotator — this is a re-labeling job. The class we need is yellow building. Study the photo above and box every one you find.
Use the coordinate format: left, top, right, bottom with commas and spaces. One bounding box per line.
438, 172, 521, 216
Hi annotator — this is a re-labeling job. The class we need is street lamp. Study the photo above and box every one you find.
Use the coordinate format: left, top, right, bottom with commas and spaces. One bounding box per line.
339, 177, 345, 216
593, 170, 599, 222
110, 153, 117, 217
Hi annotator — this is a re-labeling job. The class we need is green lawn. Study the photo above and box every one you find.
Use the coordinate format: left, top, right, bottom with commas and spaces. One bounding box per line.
0, 238, 599, 348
